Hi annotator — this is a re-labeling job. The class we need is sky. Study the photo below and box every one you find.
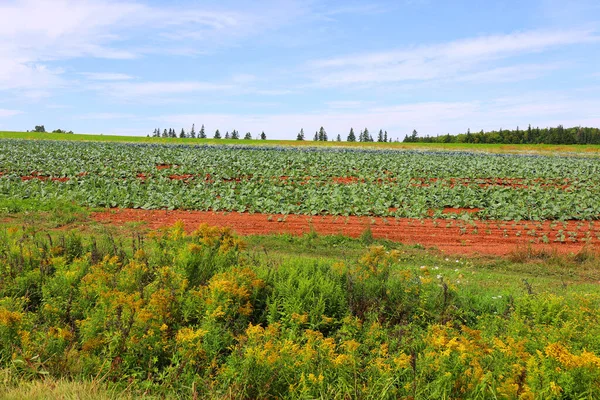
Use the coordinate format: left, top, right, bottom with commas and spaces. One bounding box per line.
0, 0, 599, 139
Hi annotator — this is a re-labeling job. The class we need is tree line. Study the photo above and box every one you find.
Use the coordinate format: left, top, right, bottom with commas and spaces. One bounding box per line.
28, 125, 73, 134
403, 125, 600, 145
296, 127, 398, 142
150, 124, 267, 140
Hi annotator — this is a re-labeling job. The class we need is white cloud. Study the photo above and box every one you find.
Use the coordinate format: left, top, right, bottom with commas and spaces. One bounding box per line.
150, 95, 600, 139
0, 0, 304, 97
76, 112, 137, 120
81, 72, 135, 81
96, 81, 234, 100
326, 101, 367, 109
0, 109, 23, 118
456, 63, 564, 83
309, 29, 598, 86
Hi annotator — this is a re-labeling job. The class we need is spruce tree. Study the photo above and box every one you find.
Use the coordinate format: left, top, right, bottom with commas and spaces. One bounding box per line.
319, 127, 327, 141
313, 131, 318, 141
336, 133, 341, 142
377, 129, 384, 142
244, 132, 252, 140
384, 130, 388, 142
162, 129, 168, 138
179, 128, 186, 138
260, 131, 266, 140
214, 129, 221, 139
231, 130, 239, 139
411, 129, 418, 142
363, 128, 370, 142
190, 124, 196, 139
296, 128, 305, 141
347, 128, 356, 142
199, 124, 206, 139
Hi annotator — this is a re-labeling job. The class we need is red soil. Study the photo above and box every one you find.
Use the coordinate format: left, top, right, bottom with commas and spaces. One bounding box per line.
91, 209, 599, 257
169, 174, 194, 181
156, 164, 173, 170
409, 177, 571, 190
21, 176, 69, 182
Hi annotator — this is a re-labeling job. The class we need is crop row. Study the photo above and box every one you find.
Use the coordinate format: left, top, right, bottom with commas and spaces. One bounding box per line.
2, 139, 600, 220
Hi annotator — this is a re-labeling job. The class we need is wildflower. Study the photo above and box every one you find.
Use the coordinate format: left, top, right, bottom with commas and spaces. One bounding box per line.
394, 353, 412, 369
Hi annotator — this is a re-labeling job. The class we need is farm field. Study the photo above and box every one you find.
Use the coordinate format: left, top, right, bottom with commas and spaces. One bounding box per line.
1, 138, 600, 398
3, 138, 600, 255
4, 130, 600, 154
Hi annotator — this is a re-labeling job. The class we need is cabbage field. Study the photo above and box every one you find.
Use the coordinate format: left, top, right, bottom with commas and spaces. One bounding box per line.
1, 139, 600, 221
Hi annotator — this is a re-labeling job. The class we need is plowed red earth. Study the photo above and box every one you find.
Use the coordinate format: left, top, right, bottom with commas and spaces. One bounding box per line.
91, 209, 599, 256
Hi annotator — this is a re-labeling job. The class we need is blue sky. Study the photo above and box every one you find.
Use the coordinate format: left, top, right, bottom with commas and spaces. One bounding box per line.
0, 0, 599, 139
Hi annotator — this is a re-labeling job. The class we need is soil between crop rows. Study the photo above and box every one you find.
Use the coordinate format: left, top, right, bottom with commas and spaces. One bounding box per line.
91, 209, 598, 256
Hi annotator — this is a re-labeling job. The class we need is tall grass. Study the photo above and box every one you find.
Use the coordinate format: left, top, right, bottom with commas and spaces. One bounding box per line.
1, 223, 599, 398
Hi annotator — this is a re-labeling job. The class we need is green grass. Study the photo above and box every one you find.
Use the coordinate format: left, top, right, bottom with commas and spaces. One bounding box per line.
1, 207, 600, 398
3, 130, 600, 154
0, 369, 141, 400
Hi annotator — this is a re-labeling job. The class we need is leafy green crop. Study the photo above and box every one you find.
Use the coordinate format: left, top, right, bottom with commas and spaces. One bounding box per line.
1, 139, 600, 220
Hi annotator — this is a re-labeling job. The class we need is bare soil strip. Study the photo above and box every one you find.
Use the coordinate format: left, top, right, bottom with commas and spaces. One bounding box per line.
91, 209, 598, 256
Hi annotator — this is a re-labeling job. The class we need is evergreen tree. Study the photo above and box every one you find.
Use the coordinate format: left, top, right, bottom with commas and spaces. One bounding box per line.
313, 131, 318, 141
225, 131, 230, 139
231, 130, 239, 139
363, 128, 370, 142
347, 128, 356, 142
190, 124, 196, 139
179, 128, 186, 138
214, 129, 221, 139
244, 132, 252, 140
377, 129, 384, 142
199, 124, 206, 139
260, 131, 267, 140
162, 129, 168, 138
336, 133, 341, 142
296, 128, 305, 141
319, 127, 327, 141
384, 130, 388, 142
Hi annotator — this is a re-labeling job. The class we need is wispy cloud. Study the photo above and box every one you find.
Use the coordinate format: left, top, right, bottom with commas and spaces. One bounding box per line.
150, 94, 600, 138
456, 62, 565, 83
0, 109, 23, 118
76, 112, 137, 120
309, 29, 598, 86
325, 101, 367, 109
94, 81, 234, 101
0, 0, 304, 97
81, 72, 135, 81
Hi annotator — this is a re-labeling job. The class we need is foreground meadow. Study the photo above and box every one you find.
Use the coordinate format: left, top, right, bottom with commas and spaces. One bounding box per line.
0, 215, 599, 399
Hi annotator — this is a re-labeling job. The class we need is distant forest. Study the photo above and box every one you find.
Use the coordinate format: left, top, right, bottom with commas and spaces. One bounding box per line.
144, 124, 600, 145
404, 125, 600, 145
